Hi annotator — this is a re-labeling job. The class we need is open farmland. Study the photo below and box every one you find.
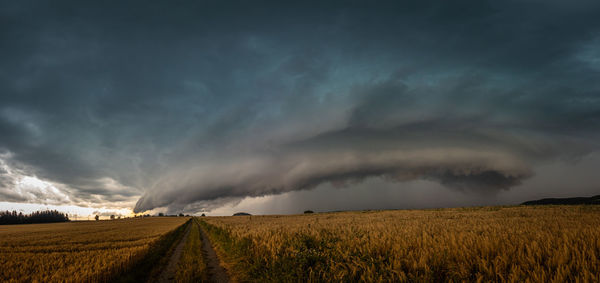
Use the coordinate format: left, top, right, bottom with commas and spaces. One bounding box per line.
2, 206, 599, 282
199, 206, 600, 282
0, 217, 188, 282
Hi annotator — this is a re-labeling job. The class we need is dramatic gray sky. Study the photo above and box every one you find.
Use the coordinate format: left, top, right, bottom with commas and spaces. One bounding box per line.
1, 0, 599, 215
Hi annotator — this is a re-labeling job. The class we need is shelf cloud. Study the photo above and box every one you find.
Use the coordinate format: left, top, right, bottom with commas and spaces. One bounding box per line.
1, 0, 599, 214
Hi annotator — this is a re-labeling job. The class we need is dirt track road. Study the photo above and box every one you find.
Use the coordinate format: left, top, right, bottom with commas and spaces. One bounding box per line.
156, 219, 231, 283
197, 219, 231, 283
156, 222, 191, 283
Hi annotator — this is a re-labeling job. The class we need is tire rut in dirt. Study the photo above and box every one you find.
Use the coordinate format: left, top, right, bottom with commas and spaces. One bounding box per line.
197, 220, 231, 283
155, 221, 192, 283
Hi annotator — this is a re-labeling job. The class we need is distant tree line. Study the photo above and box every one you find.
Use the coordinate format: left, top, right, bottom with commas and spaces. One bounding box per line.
0, 210, 70, 225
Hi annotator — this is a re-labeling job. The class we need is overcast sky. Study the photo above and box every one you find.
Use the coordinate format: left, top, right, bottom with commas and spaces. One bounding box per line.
1, 1, 599, 216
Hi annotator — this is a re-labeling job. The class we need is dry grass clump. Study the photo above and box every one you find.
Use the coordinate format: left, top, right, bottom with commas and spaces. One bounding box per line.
175, 218, 207, 282
201, 206, 600, 282
0, 217, 188, 282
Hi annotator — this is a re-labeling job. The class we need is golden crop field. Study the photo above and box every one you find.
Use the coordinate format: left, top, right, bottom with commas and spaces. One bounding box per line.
200, 206, 600, 282
0, 217, 188, 282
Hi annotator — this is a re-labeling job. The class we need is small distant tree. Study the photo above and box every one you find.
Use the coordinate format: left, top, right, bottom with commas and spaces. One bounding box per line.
110, 215, 115, 220
304, 210, 314, 214
178, 213, 184, 217
95, 215, 99, 221
201, 213, 206, 217
118, 215, 121, 219
158, 212, 164, 217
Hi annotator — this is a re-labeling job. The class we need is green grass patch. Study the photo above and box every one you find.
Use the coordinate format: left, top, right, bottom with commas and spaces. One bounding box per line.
175, 218, 207, 282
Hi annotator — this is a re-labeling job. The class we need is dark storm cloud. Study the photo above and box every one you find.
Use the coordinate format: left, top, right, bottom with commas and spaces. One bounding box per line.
135, 146, 534, 212
0, 1, 599, 212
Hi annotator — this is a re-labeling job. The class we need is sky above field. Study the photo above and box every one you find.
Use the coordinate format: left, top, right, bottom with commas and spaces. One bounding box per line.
1, 1, 600, 216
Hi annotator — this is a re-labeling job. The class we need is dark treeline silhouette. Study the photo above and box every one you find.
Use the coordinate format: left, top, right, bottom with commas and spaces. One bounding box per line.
522, 195, 600, 205
0, 210, 70, 225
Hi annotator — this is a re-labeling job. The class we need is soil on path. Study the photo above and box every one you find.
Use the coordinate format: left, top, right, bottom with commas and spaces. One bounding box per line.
197, 221, 232, 283
155, 222, 191, 283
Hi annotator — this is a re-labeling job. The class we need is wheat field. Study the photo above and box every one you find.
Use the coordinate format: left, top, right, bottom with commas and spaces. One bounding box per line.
2, 207, 598, 282
200, 206, 600, 282
0, 217, 188, 282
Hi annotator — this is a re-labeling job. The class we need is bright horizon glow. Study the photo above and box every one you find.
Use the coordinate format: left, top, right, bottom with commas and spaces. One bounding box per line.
0, 201, 135, 220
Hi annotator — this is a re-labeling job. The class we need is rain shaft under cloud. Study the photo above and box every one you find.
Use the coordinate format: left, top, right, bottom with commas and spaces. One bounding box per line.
0, 0, 599, 214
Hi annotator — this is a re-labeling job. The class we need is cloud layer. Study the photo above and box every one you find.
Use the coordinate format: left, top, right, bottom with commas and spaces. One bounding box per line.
0, 1, 599, 213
